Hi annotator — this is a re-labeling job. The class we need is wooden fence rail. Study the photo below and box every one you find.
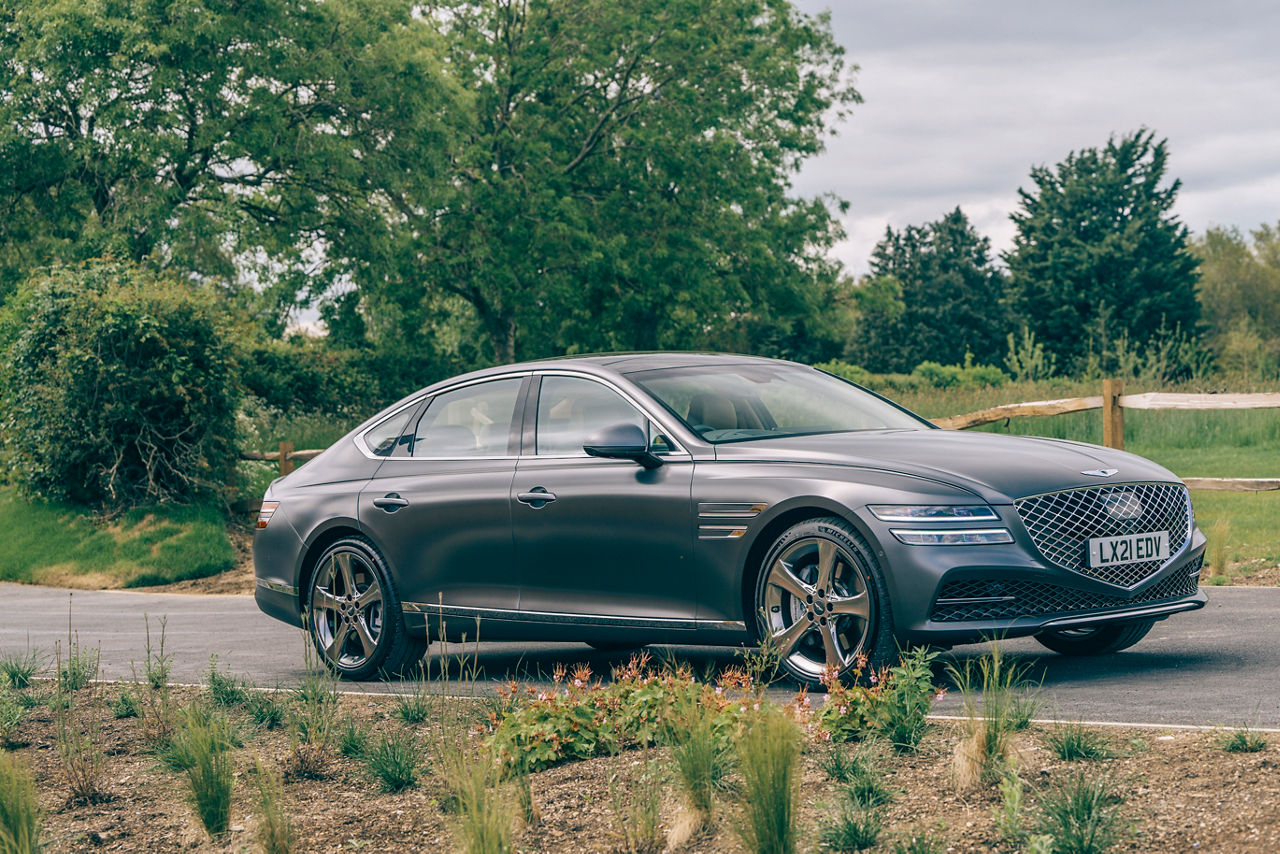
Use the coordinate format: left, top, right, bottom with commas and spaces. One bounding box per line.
240, 380, 1280, 492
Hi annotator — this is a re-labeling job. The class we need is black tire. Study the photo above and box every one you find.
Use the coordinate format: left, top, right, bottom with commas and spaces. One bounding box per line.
753, 516, 895, 688
1035, 620, 1155, 656
305, 536, 427, 680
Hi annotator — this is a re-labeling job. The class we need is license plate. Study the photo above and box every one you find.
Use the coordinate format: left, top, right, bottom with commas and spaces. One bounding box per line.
1087, 531, 1170, 568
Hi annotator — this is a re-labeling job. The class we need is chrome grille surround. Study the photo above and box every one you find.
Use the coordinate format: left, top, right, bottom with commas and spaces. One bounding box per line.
930, 557, 1201, 623
1014, 482, 1192, 588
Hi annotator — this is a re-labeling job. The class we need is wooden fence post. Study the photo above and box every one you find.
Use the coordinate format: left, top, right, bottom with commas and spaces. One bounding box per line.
279, 440, 295, 476
1102, 379, 1124, 450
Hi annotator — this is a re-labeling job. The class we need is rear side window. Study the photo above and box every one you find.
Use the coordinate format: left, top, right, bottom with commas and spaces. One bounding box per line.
363, 406, 415, 457
409, 378, 523, 457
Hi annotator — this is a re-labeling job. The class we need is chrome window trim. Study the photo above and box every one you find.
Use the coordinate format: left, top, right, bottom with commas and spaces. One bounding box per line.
355, 373, 532, 462
530, 369, 692, 459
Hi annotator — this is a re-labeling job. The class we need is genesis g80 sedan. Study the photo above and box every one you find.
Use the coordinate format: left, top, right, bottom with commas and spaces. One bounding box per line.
253, 353, 1206, 684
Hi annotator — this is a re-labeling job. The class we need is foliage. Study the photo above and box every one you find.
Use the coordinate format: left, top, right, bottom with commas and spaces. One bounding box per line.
358, 0, 860, 364
1005, 326, 1058, 382
158, 703, 239, 773
0, 688, 23, 747
248, 693, 285, 731
1193, 223, 1280, 379
205, 657, 250, 707
0, 752, 42, 854
946, 645, 1035, 786
1047, 723, 1112, 762
1, 261, 239, 510
0, 0, 457, 320
737, 705, 801, 854
1005, 130, 1201, 373
608, 761, 664, 854
850, 208, 1009, 372
447, 750, 512, 854
993, 770, 1028, 844
110, 690, 140, 721
671, 697, 735, 820
1032, 771, 1127, 854
0, 650, 42, 692
338, 717, 370, 759
1218, 726, 1267, 754
364, 730, 419, 793
253, 759, 296, 854
54, 696, 109, 805
819, 804, 882, 852
182, 712, 235, 838
814, 647, 939, 747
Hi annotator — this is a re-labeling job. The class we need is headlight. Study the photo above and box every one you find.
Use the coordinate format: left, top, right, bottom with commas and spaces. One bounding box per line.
868, 504, 999, 522
890, 528, 1014, 546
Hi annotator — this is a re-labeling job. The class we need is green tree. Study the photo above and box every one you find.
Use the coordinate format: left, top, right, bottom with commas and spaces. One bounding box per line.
1193, 223, 1280, 367
0, 0, 458, 319
848, 208, 1008, 372
356, 0, 860, 364
1004, 130, 1200, 371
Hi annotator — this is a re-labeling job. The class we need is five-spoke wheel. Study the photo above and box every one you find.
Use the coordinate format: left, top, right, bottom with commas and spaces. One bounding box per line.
307, 537, 425, 679
755, 517, 892, 686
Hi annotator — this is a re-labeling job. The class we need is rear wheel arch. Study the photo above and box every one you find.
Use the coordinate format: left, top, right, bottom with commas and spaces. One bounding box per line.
297, 524, 364, 611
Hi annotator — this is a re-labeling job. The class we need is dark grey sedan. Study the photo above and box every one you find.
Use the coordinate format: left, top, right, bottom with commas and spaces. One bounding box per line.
252, 353, 1206, 684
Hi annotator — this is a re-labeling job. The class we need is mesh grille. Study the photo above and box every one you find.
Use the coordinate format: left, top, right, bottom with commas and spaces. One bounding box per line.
929, 557, 1201, 622
1015, 482, 1191, 586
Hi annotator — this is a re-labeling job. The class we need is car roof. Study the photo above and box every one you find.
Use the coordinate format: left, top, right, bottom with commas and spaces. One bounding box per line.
446, 352, 804, 384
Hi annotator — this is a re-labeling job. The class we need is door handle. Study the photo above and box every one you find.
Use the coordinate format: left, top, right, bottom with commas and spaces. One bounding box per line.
517, 488, 557, 507
372, 493, 410, 512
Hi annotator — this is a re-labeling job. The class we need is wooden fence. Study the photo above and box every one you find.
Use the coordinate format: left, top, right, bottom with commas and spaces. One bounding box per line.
241, 379, 1280, 493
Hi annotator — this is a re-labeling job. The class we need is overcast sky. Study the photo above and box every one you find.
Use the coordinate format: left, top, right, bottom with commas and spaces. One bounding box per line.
791, 0, 1280, 275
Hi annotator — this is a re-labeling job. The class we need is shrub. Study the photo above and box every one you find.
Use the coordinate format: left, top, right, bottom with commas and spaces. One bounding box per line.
815, 647, 940, 746
0, 752, 42, 854
911, 359, 1007, 389
111, 689, 140, 720
1, 260, 240, 509
737, 706, 800, 854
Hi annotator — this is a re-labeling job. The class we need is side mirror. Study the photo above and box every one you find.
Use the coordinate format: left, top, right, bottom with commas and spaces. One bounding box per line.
583, 422, 663, 470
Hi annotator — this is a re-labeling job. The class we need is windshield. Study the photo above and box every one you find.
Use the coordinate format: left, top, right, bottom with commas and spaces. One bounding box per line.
628, 363, 929, 443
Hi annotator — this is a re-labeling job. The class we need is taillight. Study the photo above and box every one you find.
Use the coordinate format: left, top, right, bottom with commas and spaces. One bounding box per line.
257, 501, 280, 529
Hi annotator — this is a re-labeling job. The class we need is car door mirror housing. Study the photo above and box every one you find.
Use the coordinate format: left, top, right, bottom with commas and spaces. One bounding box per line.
583, 423, 663, 469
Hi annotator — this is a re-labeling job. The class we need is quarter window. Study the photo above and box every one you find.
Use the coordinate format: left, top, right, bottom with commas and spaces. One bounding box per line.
363, 406, 415, 457
535, 376, 647, 455
408, 378, 522, 457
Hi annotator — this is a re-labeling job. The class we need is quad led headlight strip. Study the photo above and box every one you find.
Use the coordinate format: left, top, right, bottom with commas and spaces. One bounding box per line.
867, 504, 1014, 546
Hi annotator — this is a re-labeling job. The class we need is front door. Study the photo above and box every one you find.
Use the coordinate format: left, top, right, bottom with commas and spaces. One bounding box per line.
512, 375, 695, 619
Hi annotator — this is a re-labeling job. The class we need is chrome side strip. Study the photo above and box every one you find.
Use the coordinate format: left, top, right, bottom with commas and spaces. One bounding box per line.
698, 502, 767, 518
698, 525, 748, 540
401, 601, 745, 633
256, 578, 298, 597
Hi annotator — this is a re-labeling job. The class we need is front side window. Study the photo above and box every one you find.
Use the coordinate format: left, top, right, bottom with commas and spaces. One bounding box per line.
408, 378, 523, 457
536, 376, 647, 455
629, 363, 927, 443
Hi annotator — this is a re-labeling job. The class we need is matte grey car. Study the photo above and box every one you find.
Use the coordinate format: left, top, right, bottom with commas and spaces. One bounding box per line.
252, 353, 1207, 684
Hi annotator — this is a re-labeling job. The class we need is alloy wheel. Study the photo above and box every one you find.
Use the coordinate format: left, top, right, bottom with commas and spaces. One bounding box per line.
310, 548, 385, 670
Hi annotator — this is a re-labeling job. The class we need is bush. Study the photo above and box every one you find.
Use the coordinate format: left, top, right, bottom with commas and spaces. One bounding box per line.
1, 260, 240, 509
0, 752, 42, 854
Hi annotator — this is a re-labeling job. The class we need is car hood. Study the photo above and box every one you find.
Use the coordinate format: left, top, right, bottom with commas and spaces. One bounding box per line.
713, 429, 1181, 504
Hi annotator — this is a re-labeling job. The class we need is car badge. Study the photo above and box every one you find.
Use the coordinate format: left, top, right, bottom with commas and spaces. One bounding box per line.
1080, 468, 1118, 477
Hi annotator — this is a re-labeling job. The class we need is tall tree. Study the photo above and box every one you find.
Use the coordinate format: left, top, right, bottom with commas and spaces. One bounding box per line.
848, 208, 1008, 372
1004, 130, 1200, 370
1194, 224, 1280, 344
0, 0, 458, 317
358, 0, 860, 364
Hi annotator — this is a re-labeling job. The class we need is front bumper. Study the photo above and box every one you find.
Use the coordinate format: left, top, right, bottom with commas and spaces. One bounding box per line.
864, 504, 1208, 646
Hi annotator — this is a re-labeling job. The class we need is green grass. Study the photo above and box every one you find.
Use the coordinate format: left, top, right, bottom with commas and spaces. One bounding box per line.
1189, 491, 1280, 571
0, 488, 234, 588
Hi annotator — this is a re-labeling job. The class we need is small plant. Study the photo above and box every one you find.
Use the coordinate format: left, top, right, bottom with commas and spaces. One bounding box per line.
1009, 683, 1042, 731
510, 757, 540, 828
820, 744, 857, 783
1218, 725, 1267, 753
55, 640, 99, 694
1033, 771, 1126, 854
248, 692, 285, 730
365, 729, 419, 793
671, 698, 733, 822
876, 646, 939, 752
1205, 518, 1230, 581
159, 703, 239, 772
946, 644, 1034, 787
737, 706, 800, 854
0, 689, 25, 747
845, 764, 894, 809
993, 770, 1027, 844
111, 689, 140, 720
0, 752, 42, 854
253, 758, 296, 854
285, 646, 337, 778
446, 749, 512, 854
890, 826, 947, 854
395, 667, 432, 724
0, 648, 44, 691
338, 717, 370, 758
1048, 723, 1112, 762
820, 805, 882, 852
205, 656, 250, 706
139, 616, 173, 691
183, 711, 235, 838
54, 678, 109, 805
608, 760, 663, 854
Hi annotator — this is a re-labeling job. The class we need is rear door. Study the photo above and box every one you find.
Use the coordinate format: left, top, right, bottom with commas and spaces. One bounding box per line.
512, 374, 695, 619
359, 376, 528, 612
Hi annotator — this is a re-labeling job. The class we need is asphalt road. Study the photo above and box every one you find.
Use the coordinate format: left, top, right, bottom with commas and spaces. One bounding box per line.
2, 583, 1276, 728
